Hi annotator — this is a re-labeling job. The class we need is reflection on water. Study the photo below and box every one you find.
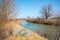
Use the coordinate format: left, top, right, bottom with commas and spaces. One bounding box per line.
22, 20, 60, 40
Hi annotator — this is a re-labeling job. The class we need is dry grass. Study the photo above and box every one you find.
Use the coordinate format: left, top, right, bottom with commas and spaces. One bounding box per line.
0, 20, 48, 40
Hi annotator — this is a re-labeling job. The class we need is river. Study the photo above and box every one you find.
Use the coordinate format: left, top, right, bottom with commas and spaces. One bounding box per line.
22, 20, 60, 40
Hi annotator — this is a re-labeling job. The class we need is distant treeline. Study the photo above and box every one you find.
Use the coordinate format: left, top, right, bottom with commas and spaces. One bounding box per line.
26, 18, 60, 26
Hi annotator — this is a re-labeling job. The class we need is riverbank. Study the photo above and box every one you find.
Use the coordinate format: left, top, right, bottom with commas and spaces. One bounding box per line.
26, 18, 60, 26
0, 19, 48, 40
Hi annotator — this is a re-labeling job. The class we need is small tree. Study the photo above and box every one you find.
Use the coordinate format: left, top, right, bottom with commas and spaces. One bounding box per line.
41, 4, 52, 19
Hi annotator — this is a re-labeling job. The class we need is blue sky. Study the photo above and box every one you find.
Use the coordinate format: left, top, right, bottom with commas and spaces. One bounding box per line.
0, 0, 60, 18
15, 0, 60, 18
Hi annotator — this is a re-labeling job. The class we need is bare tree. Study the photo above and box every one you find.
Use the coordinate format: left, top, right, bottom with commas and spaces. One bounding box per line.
41, 4, 52, 19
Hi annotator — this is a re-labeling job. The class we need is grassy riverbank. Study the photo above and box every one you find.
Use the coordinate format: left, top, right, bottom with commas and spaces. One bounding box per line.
26, 18, 60, 26
0, 20, 48, 40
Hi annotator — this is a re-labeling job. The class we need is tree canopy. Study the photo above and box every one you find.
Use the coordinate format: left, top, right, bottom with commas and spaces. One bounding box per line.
41, 4, 53, 19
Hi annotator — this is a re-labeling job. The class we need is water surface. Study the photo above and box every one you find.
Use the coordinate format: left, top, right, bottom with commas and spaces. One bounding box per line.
22, 20, 60, 40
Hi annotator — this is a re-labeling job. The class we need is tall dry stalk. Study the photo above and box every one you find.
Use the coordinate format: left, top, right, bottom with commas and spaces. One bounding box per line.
0, 0, 19, 39
0, 0, 19, 27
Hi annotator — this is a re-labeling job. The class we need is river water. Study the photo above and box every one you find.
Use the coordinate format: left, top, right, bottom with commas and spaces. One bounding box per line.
22, 20, 60, 40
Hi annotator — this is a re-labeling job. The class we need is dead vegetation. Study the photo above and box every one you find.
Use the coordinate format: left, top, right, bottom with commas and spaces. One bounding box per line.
0, 0, 48, 40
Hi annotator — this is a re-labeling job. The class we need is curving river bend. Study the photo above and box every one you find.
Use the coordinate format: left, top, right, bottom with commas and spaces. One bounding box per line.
22, 20, 60, 40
